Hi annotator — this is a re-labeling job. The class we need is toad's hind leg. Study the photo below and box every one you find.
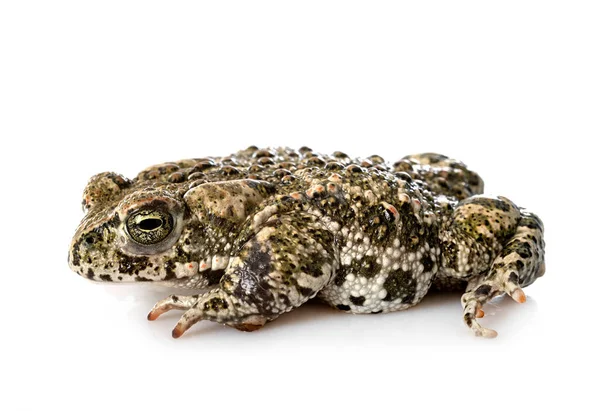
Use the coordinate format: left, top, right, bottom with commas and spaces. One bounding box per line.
162, 213, 337, 338
461, 210, 545, 337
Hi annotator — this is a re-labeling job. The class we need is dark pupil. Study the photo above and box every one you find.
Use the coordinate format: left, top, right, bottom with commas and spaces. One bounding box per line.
138, 218, 163, 231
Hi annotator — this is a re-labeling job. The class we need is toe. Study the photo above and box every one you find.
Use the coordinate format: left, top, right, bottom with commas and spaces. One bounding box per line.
147, 295, 198, 322
480, 328, 498, 338
172, 325, 185, 339
510, 288, 527, 303
171, 309, 204, 339
147, 310, 161, 321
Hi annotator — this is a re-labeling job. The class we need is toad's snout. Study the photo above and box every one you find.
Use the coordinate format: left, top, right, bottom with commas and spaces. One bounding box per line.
68, 212, 115, 278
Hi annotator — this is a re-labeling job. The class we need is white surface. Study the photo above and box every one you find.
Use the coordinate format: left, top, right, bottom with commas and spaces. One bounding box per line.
1, 1, 598, 410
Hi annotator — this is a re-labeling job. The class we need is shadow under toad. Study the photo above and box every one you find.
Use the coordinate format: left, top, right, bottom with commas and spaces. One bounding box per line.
99, 282, 538, 340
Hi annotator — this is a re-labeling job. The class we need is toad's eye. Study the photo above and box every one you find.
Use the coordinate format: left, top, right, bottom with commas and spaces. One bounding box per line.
126, 209, 174, 245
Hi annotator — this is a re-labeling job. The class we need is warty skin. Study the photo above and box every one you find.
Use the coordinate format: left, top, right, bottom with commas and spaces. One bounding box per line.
69, 147, 545, 338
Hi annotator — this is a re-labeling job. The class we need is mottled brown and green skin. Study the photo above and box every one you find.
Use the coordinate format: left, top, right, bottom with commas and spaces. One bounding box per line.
68, 147, 545, 338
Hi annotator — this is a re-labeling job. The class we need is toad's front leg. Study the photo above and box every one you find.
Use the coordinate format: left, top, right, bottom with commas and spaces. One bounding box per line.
148, 295, 198, 321
149, 212, 337, 338
441, 196, 546, 337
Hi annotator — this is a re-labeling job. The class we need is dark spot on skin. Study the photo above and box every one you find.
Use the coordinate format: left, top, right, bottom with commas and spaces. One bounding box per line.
371, 310, 382, 314
86, 268, 95, 279
493, 199, 510, 212
115, 251, 151, 276
99, 274, 112, 282
298, 286, 315, 297
229, 245, 275, 314
337, 304, 351, 311
350, 296, 365, 306
383, 268, 416, 303
84, 234, 97, 245
245, 245, 271, 277
422, 255, 434, 272
163, 260, 177, 281
522, 220, 541, 230
71, 245, 81, 267
278, 294, 291, 307
334, 266, 348, 286
172, 295, 179, 303
349, 256, 381, 279
508, 272, 519, 284
204, 297, 229, 311
360, 204, 398, 245
517, 247, 532, 259
475, 284, 492, 296
206, 269, 226, 286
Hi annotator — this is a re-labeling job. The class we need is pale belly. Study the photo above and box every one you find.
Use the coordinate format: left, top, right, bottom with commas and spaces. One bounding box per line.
318, 236, 441, 314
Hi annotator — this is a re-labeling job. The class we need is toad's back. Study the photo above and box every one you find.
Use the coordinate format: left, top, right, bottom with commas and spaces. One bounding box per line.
135, 147, 473, 313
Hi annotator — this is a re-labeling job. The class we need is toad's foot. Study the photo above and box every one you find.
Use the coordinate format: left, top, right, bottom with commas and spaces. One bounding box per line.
147, 295, 198, 321
170, 289, 270, 338
147, 291, 269, 336
461, 210, 545, 338
461, 281, 525, 338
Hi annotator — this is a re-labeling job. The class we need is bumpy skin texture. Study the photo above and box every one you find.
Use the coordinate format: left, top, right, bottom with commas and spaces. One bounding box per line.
68, 147, 545, 338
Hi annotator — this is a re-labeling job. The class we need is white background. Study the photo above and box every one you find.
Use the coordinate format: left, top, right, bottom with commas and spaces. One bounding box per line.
1, 1, 598, 410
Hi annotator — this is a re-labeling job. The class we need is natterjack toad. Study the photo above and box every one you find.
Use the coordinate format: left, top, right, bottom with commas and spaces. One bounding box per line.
68, 147, 545, 338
